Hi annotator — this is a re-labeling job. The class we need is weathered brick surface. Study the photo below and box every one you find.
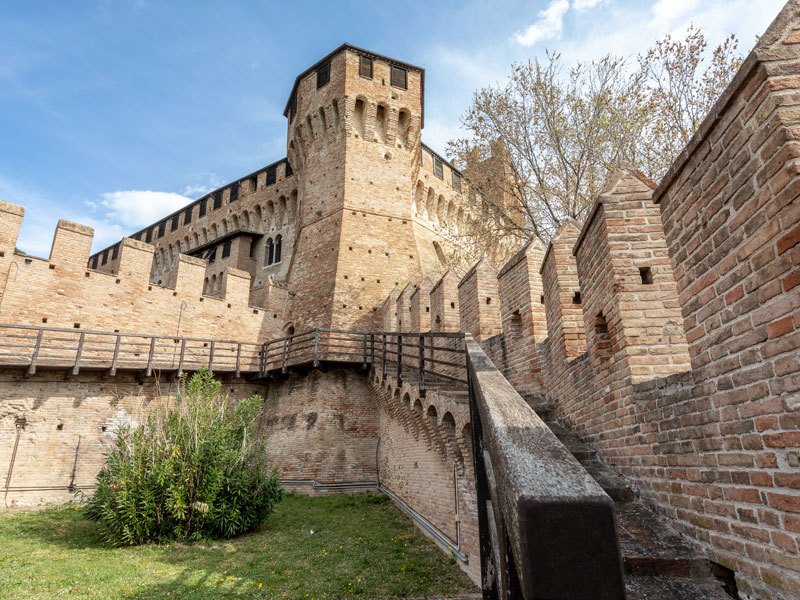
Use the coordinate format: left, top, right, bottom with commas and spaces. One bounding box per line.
0, 370, 265, 506
258, 368, 378, 485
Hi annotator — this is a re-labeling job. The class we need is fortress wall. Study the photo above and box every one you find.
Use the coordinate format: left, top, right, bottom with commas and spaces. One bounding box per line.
430, 271, 461, 332
0, 213, 281, 342
371, 376, 480, 583
409, 278, 432, 333
495, 238, 547, 401
0, 370, 266, 506
258, 368, 379, 486
456, 258, 501, 343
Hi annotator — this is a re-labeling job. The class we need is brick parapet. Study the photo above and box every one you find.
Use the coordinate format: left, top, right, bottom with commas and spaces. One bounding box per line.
0, 211, 281, 341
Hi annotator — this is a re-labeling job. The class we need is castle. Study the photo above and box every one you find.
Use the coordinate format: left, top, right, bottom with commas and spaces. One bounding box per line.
1, 3, 800, 599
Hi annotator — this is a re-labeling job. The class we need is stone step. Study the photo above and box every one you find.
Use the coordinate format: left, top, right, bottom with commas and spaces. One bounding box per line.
625, 575, 731, 599
617, 503, 712, 579
582, 461, 637, 503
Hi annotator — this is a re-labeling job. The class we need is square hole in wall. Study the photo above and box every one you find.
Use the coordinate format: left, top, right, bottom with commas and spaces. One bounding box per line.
84, 272, 90, 278
42, 317, 48, 324
573, 292, 582, 305
486, 297, 492, 305
450, 302, 456, 309
73, 323, 80, 328
639, 266, 653, 285
540, 295, 545, 304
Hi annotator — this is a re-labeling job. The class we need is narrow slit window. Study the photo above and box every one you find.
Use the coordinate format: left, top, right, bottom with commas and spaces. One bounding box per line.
284, 161, 293, 177
111, 244, 119, 260
359, 55, 373, 78
101, 250, 109, 265
157, 221, 166, 238
91, 255, 99, 269
274, 235, 282, 263
213, 191, 222, 210
184, 207, 193, 225
171, 214, 179, 231
222, 241, 231, 259
266, 166, 277, 186
199, 198, 207, 218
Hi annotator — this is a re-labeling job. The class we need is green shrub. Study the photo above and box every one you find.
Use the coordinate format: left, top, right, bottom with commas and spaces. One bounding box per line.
85, 369, 282, 545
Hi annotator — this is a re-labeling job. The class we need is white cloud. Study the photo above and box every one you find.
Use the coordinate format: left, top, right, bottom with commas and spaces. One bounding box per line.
514, 0, 570, 46
572, 0, 603, 10
99, 190, 193, 230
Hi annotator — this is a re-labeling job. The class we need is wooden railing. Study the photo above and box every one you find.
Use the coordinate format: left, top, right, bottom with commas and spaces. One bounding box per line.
0, 324, 468, 385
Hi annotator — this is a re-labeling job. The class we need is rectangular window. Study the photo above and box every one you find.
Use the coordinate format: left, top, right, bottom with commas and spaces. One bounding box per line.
132, 232, 141, 241
289, 92, 297, 122
184, 207, 192, 225
112, 244, 119, 260
157, 221, 166, 238
222, 240, 231, 259
230, 184, 239, 202
433, 156, 443, 179
207, 247, 216, 263
390, 65, 407, 89
199, 198, 207, 218
213, 191, 222, 210
171, 214, 179, 231
284, 161, 293, 177
266, 165, 277, 186
316, 62, 331, 88
452, 171, 462, 191
359, 55, 373, 78
101, 250, 109, 265
145, 228, 153, 243
91, 255, 99, 269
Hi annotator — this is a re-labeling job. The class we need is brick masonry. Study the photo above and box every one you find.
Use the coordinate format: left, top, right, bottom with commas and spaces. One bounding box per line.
2, 7, 800, 598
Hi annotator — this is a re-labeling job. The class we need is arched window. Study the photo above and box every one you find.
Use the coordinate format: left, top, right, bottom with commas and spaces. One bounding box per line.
274, 235, 282, 263
266, 238, 274, 265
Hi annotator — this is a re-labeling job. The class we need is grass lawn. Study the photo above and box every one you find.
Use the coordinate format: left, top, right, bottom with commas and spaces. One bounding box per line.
0, 492, 475, 599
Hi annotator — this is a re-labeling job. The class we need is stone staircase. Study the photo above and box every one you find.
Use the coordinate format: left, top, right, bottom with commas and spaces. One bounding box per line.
528, 398, 734, 599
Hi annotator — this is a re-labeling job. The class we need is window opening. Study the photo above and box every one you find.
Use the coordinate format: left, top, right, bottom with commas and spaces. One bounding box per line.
359, 55, 373, 78
316, 62, 331, 88
639, 266, 653, 285
390, 65, 407, 89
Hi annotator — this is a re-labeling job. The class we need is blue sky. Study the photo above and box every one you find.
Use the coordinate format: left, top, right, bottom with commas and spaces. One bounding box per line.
0, 0, 784, 255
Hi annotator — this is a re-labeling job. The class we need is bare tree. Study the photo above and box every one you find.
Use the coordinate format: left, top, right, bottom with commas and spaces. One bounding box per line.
447, 26, 743, 251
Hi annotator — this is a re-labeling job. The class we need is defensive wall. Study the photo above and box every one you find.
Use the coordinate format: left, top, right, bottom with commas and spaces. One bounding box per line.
0, 6, 799, 598
379, 5, 800, 596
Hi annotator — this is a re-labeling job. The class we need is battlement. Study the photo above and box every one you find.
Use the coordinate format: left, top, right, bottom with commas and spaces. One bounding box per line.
0, 208, 281, 342
379, 6, 800, 595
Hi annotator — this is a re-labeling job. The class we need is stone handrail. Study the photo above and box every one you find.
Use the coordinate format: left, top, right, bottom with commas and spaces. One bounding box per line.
465, 335, 625, 599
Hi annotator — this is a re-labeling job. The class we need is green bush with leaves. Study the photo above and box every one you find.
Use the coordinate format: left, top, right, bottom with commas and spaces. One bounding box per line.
85, 369, 282, 545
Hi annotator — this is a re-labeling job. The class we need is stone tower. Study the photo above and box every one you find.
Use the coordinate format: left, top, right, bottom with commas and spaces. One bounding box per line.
282, 45, 427, 331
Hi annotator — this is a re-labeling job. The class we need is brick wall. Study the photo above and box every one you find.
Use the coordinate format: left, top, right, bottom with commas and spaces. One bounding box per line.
0, 215, 281, 342
258, 368, 379, 485
0, 370, 266, 506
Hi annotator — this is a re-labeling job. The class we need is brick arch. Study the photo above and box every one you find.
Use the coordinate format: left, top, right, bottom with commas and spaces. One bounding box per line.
437, 195, 446, 227
414, 181, 424, 217
426, 187, 436, 221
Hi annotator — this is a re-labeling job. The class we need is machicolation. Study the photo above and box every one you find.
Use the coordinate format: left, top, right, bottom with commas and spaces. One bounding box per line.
2, 5, 800, 598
